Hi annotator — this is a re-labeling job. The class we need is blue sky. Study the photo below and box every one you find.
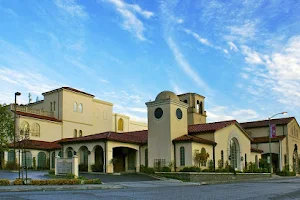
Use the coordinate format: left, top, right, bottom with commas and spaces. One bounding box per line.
1, 0, 300, 123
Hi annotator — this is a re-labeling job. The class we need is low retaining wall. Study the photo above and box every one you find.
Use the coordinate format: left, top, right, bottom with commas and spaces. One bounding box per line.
155, 172, 270, 182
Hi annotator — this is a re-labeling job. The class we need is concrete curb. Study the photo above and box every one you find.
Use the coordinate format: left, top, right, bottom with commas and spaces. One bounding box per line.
0, 184, 126, 192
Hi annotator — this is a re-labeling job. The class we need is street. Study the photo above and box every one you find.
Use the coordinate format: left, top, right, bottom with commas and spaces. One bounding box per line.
1, 178, 300, 200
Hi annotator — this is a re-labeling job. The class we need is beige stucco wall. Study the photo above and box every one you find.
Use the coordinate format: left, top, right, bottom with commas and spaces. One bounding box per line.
175, 142, 192, 171
129, 121, 148, 131
147, 100, 188, 168
245, 125, 287, 138
214, 124, 252, 171
140, 145, 148, 166
287, 119, 300, 171
17, 116, 62, 142
191, 142, 213, 169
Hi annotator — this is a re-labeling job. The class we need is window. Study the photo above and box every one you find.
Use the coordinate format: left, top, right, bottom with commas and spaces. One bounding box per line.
67, 150, 73, 158
221, 150, 224, 168
53, 101, 56, 111
284, 154, 287, 165
200, 102, 203, 114
183, 99, 188, 103
145, 148, 148, 167
50, 102, 52, 111
200, 148, 207, 167
196, 100, 200, 113
78, 103, 83, 113
180, 146, 185, 166
51, 152, 55, 169
245, 153, 247, 169
118, 118, 124, 131
31, 123, 40, 137
255, 155, 258, 167
8, 150, 15, 163
37, 152, 47, 169
20, 121, 30, 136
74, 129, 77, 138
230, 138, 239, 169
73, 102, 77, 112
79, 130, 83, 137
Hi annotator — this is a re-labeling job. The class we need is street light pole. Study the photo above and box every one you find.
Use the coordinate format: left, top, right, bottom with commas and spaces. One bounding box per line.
268, 112, 287, 177
14, 92, 21, 165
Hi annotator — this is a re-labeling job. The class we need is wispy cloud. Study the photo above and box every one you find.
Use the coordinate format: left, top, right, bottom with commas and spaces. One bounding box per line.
103, 0, 154, 41
54, 0, 88, 19
241, 45, 265, 65
166, 37, 211, 94
184, 28, 228, 54
228, 21, 257, 40
228, 41, 238, 52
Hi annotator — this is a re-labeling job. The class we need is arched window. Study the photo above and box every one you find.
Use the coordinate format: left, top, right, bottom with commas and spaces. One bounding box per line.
145, 148, 148, 167
196, 100, 200, 113
180, 146, 185, 166
67, 150, 73, 158
20, 121, 30, 136
199, 102, 203, 114
53, 101, 56, 111
31, 123, 40, 137
79, 130, 83, 137
50, 102, 53, 111
7, 150, 15, 163
255, 155, 258, 167
184, 99, 188, 103
230, 138, 239, 169
118, 118, 124, 131
73, 102, 77, 112
221, 150, 224, 168
200, 148, 207, 167
74, 129, 77, 138
78, 103, 83, 113
58, 151, 62, 157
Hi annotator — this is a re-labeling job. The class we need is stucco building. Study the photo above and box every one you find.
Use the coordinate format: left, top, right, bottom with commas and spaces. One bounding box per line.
1, 88, 299, 174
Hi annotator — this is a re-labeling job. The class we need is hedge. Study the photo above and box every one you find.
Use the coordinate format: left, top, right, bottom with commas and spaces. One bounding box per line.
30, 179, 81, 185
0, 179, 10, 186
83, 179, 102, 184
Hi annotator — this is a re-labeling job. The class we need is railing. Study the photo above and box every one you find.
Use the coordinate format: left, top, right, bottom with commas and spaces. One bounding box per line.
11, 104, 54, 117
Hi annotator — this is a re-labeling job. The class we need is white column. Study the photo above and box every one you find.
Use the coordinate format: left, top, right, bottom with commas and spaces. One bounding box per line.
54, 155, 60, 175
136, 150, 140, 172
72, 155, 79, 177
4, 151, 8, 166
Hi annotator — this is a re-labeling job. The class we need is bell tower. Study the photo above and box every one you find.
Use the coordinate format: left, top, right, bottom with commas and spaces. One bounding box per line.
146, 91, 188, 168
178, 93, 207, 125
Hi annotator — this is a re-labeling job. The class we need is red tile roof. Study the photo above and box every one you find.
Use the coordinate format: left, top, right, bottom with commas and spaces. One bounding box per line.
59, 130, 148, 145
240, 117, 294, 129
9, 140, 61, 150
42, 87, 94, 97
251, 147, 263, 153
173, 135, 216, 145
188, 120, 237, 133
252, 135, 286, 144
16, 111, 62, 122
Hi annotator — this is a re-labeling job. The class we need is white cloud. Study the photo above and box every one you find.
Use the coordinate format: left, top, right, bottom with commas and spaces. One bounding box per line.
228, 21, 257, 40
241, 45, 265, 65
184, 29, 211, 46
228, 41, 238, 52
177, 18, 184, 24
240, 73, 249, 79
166, 37, 211, 93
54, 0, 88, 18
104, 0, 153, 41
170, 81, 184, 94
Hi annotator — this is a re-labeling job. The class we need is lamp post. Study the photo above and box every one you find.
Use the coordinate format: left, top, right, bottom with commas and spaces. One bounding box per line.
14, 92, 21, 165
268, 111, 287, 177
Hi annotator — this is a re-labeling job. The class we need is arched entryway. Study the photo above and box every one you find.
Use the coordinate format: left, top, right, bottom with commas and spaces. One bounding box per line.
112, 147, 137, 173
78, 146, 89, 172
93, 146, 104, 172
22, 151, 32, 168
38, 152, 47, 169
293, 144, 298, 173
51, 152, 55, 169
229, 137, 240, 170
262, 153, 279, 173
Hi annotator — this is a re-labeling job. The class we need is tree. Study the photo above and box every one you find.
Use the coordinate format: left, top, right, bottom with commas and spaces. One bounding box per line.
0, 104, 14, 152
194, 148, 210, 167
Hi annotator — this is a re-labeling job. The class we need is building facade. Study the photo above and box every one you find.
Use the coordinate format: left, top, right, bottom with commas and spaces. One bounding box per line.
2, 88, 299, 174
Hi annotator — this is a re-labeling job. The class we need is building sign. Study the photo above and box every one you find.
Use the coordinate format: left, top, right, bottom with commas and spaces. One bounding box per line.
270, 124, 276, 138
56, 159, 72, 174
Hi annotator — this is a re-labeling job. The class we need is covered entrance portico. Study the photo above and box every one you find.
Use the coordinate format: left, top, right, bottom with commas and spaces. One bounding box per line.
112, 147, 137, 173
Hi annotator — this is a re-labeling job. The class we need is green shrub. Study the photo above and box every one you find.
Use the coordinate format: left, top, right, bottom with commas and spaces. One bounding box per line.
79, 164, 88, 172
77, 175, 87, 180
215, 168, 228, 173
208, 160, 214, 171
140, 165, 155, 174
83, 179, 102, 184
5, 162, 19, 170
277, 171, 296, 176
179, 166, 201, 172
30, 179, 81, 185
91, 164, 103, 172
160, 166, 171, 172
48, 170, 55, 175
0, 179, 10, 186
33, 157, 36, 169
65, 173, 75, 179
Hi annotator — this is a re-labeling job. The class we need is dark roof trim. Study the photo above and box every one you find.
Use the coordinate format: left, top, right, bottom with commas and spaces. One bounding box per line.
42, 87, 94, 97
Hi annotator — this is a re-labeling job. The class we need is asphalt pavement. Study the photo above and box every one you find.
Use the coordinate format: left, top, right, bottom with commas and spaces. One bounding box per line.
1, 177, 300, 199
